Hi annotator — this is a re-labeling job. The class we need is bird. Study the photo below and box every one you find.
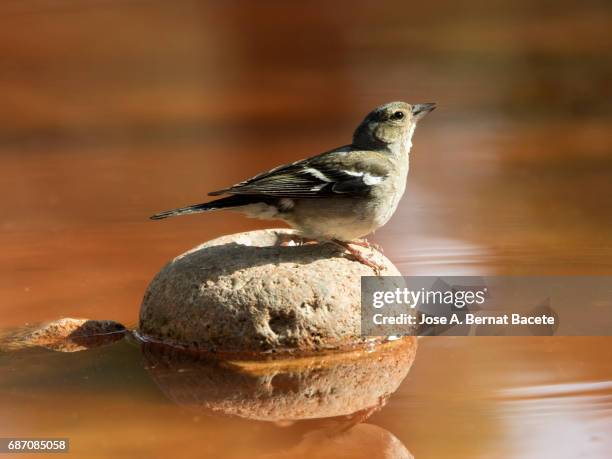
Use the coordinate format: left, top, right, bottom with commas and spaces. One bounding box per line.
151, 101, 436, 272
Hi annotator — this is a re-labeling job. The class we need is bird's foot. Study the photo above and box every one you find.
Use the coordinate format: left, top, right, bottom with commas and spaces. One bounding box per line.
349, 238, 384, 253
332, 239, 385, 275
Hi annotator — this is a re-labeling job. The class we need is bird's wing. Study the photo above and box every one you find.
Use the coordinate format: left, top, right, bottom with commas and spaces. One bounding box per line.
208, 148, 392, 198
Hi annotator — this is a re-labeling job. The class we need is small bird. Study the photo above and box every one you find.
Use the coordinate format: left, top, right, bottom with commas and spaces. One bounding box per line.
151, 101, 436, 271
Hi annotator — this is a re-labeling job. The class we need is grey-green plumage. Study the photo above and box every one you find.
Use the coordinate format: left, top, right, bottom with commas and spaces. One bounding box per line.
151, 101, 436, 242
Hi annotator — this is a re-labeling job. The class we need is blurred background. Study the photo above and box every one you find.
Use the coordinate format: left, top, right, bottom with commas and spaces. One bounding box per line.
1, 1, 611, 458
2, 0, 611, 327
1, 0, 611, 326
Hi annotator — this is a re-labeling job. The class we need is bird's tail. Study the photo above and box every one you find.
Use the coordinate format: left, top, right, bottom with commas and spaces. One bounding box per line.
150, 203, 213, 220
150, 195, 260, 220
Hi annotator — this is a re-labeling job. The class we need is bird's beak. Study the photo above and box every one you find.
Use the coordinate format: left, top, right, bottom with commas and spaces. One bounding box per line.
412, 103, 437, 120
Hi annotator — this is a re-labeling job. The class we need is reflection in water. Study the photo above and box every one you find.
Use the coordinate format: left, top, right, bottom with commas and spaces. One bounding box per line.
261, 423, 413, 459
1, 326, 416, 458
1, 328, 611, 457
142, 338, 417, 422
142, 338, 417, 457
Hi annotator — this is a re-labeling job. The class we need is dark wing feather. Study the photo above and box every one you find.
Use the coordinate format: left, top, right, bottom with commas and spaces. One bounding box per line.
208, 147, 392, 198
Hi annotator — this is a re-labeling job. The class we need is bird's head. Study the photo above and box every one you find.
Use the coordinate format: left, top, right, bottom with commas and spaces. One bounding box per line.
352, 101, 436, 153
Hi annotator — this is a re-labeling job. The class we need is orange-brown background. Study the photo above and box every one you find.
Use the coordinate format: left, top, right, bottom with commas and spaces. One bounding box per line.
2, 0, 610, 327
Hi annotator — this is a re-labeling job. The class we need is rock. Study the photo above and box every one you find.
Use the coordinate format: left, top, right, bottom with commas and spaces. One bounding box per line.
142, 337, 417, 421
0, 318, 126, 352
139, 229, 401, 354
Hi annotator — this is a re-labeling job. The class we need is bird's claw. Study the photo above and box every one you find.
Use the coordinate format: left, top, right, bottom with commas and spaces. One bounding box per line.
350, 239, 384, 254
332, 239, 385, 275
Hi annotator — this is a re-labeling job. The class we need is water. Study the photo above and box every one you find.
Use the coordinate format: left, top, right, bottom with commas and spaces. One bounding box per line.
1, 336, 610, 458
1, 0, 611, 457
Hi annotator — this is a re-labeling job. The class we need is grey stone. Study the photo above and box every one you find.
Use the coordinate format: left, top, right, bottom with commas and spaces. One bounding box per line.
139, 229, 401, 354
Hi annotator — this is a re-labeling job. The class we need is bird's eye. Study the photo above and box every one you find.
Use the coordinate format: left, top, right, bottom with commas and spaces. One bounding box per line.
392, 111, 405, 120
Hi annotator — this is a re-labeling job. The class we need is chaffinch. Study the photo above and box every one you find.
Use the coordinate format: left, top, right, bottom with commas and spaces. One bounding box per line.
151, 101, 436, 271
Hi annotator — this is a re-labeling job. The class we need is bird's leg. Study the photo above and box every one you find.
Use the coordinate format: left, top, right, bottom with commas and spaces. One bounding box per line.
349, 238, 384, 253
331, 239, 385, 275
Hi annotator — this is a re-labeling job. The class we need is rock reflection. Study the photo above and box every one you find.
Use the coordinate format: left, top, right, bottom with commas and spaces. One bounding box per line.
143, 337, 417, 457
261, 423, 413, 459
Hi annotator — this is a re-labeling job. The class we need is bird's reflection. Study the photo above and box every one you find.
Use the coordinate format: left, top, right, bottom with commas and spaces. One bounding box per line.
142, 337, 417, 458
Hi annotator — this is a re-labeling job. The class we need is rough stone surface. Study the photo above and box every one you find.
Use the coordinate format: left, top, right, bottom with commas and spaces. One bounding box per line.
139, 229, 401, 354
143, 337, 417, 421
1, 318, 126, 352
